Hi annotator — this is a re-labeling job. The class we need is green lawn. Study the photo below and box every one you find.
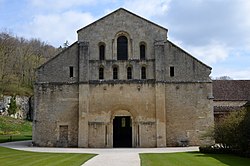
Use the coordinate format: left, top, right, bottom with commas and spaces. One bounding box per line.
0, 133, 32, 143
0, 146, 96, 166
0, 116, 32, 143
140, 152, 250, 166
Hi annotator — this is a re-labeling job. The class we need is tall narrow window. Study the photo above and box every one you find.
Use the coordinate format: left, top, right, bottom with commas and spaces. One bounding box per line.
117, 36, 128, 60
113, 67, 118, 79
140, 44, 146, 60
127, 67, 132, 79
170, 66, 175, 77
69, 66, 74, 77
141, 67, 146, 79
99, 44, 105, 60
99, 67, 104, 79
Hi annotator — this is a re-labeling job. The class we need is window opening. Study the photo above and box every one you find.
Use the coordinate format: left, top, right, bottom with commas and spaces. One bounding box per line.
99, 67, 104, 79
141, 67, 146, 79
140, 44, 145, 60
69, 66, 73, 77
99, 44, 105, 60
170, 66, 175, 77
127, 67, 132, 79
121, 118, 126, 127
117, 36, 128, 60
113, 67, 118, 79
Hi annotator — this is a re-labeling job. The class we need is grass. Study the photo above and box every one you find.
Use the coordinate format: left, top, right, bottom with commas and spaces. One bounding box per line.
0, 133, 32, 143
0, 83, 33, 96
140, 152, 250, 166
0, 116, 32, 143
0, 146, 96, 166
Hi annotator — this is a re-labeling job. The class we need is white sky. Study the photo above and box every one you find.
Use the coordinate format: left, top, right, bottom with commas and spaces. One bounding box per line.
0, 0, 250, 79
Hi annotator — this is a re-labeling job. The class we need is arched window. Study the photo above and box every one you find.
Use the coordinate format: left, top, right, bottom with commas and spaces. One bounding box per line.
99, 44, 105, 60
127, 67, 132, 79
99, 67, 104, 79
140, 44, 146, 60
113, 66, 118, 79
141, 67, 146, 79
117, 36, 128, 60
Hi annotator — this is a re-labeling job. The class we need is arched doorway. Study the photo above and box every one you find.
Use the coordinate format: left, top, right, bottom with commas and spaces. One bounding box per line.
113, 116, 132, 147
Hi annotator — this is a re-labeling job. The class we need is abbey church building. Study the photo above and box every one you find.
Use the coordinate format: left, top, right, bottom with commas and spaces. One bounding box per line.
33, 8, 214, 148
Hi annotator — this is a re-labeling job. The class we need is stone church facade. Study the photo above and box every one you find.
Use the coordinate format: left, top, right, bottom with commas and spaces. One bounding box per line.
33, 8, 214, 148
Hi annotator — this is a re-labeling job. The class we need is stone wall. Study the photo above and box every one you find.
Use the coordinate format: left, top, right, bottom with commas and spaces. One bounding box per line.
77, 9, 167, 61
165, 83, 214, 146
33, 8, 214, 148
88, 60, 155, 80
33, 84, 79, 147
79, 83, 157, 148
164, 41, 211, 82
36, 43, 79, 83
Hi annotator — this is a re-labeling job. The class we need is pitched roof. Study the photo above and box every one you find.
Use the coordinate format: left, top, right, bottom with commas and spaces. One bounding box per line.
213, 80, 250, 101
214, 106, 242, 114
167, 41, 212, 70
77, 8, 168, 33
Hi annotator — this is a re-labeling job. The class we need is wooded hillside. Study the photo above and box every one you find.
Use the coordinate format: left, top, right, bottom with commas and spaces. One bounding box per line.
0, 32, 59, 96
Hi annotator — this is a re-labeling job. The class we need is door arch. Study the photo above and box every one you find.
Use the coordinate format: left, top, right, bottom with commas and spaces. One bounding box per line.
113, 116, 132, 147
111, 110, 134, 147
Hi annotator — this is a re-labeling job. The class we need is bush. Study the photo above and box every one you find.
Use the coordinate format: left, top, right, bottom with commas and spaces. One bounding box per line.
8, 96, 17, 115
199, 145, 232, 154
201, 107, 250, 157
199, 145, 250, 157
216, 109, 250, 151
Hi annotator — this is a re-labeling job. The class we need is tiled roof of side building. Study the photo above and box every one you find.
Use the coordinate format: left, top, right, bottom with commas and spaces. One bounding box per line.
214, 106, 242, 114
213, 80, 250, 101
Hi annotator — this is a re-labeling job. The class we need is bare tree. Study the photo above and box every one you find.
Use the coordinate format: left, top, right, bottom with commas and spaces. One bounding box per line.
0, 31, 58, 95
215, 76, 233, 80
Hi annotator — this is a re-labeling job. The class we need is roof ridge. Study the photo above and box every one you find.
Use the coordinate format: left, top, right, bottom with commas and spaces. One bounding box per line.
77, 8, 168, 33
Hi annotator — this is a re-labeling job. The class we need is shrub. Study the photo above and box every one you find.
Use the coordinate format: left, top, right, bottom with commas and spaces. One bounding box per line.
7, 96, 17, 115
214, 109, 246, 149
201, 108, 250, 157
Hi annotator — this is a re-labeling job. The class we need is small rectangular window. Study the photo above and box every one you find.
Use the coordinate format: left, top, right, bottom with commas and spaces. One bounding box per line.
141, 67, 146, 79
99, 67, 104, 79
69, 66, 74, 77
170, 66, 174, 77
121, 118, 126, 127
127, 67, 132, 79
113, 67, 118, 79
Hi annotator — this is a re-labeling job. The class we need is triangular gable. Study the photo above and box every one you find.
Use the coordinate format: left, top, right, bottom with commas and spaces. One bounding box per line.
77, 8, 168, 33
36, 42, 78, 70
168, 40, 212, 70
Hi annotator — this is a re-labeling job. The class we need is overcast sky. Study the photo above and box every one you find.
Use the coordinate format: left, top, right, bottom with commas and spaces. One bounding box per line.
1, 0, 250, 79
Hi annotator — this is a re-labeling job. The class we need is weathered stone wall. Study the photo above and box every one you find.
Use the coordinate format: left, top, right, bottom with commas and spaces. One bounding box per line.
89, 60, 155, 80
77, 9, 167, 61
165, 41, 211, 82
33, 84, 79, 147
165, 83, 214, 146
86, 83, 157, 148
33, 8, 214, 148
36, 43, 79, 83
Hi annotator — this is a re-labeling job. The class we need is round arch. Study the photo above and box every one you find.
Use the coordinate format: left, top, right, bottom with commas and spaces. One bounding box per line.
113, 31, 132, 60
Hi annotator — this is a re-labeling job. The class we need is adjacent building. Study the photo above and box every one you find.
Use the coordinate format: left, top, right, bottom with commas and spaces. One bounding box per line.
213, 80, 250, 123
